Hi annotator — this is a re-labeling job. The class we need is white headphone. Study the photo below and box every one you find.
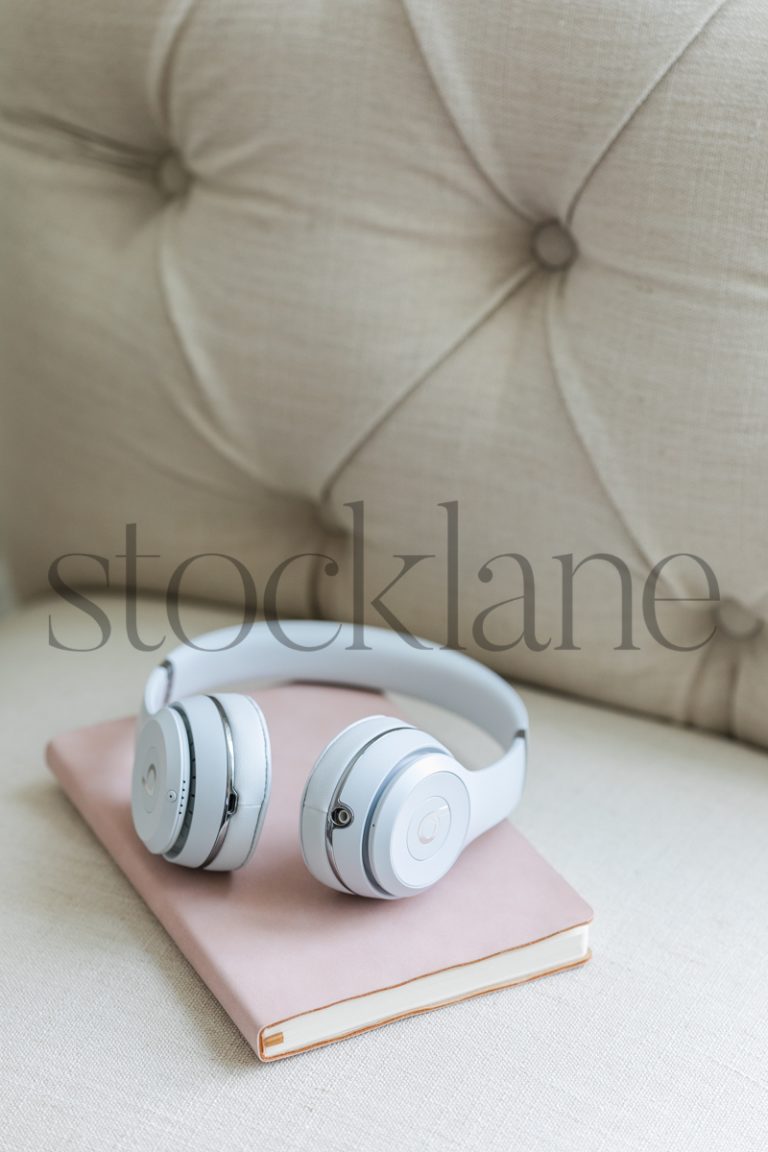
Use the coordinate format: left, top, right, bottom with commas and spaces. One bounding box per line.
132, 621, 528, 900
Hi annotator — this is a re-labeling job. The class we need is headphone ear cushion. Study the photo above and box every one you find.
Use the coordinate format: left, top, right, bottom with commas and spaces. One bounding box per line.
300, 715, 410, 894
202, 693, 271, 871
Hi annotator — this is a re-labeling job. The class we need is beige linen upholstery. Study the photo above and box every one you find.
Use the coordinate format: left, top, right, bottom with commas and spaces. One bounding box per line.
2, 1, 768, 743
1, 596, 767, 1151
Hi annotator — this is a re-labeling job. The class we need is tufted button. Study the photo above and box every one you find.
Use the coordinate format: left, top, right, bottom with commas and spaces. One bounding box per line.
714, 598, 763, 641
532, 220, 577, 271
157, 152, 191, 198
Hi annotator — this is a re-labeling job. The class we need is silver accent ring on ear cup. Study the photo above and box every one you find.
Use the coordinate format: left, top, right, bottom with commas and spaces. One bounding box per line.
198, 696, 239, 869
324, 724, 414, 894
359, 745, 450, 896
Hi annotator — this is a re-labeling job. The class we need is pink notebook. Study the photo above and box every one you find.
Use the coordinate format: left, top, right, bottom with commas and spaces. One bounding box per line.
46, 684, 593, 1061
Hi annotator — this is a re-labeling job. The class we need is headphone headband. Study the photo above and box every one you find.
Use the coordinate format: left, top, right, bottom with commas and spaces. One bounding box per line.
142, 620, 527, 746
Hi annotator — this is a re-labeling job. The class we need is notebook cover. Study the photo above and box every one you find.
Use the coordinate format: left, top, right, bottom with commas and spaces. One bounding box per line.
45, 684, 593, 1059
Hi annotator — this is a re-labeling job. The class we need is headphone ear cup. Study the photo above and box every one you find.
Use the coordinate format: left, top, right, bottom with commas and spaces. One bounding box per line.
132, 694, 271, 871
134, 695, 230, 868
300, 717, 463, 899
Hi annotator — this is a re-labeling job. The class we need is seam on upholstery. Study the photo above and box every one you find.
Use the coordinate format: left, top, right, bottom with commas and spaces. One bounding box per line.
726, 644, 743, 739
544, 275, 704, 722
564, 0, 731, 227
147, 0, 204, 143
543, 274, 655, 583
680, 632, 721, 728
154, 207, 285, 494
0, 110, 163, 170
726, 588, 768, 739
319, 260, 538, 501
398, 0, 536, 226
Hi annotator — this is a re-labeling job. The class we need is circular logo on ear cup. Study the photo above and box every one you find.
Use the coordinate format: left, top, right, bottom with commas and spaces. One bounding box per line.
140, 755, 160, 814
407, 797, 451, 860
368, 760, 471, 897
144, 763, 157, 795
418, 815, 437, 843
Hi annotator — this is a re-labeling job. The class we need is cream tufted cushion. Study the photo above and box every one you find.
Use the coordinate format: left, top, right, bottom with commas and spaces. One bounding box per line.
2, 1, 768, 744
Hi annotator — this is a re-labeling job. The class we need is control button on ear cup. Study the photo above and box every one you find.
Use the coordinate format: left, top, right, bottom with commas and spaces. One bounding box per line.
132, 709, 190, 855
